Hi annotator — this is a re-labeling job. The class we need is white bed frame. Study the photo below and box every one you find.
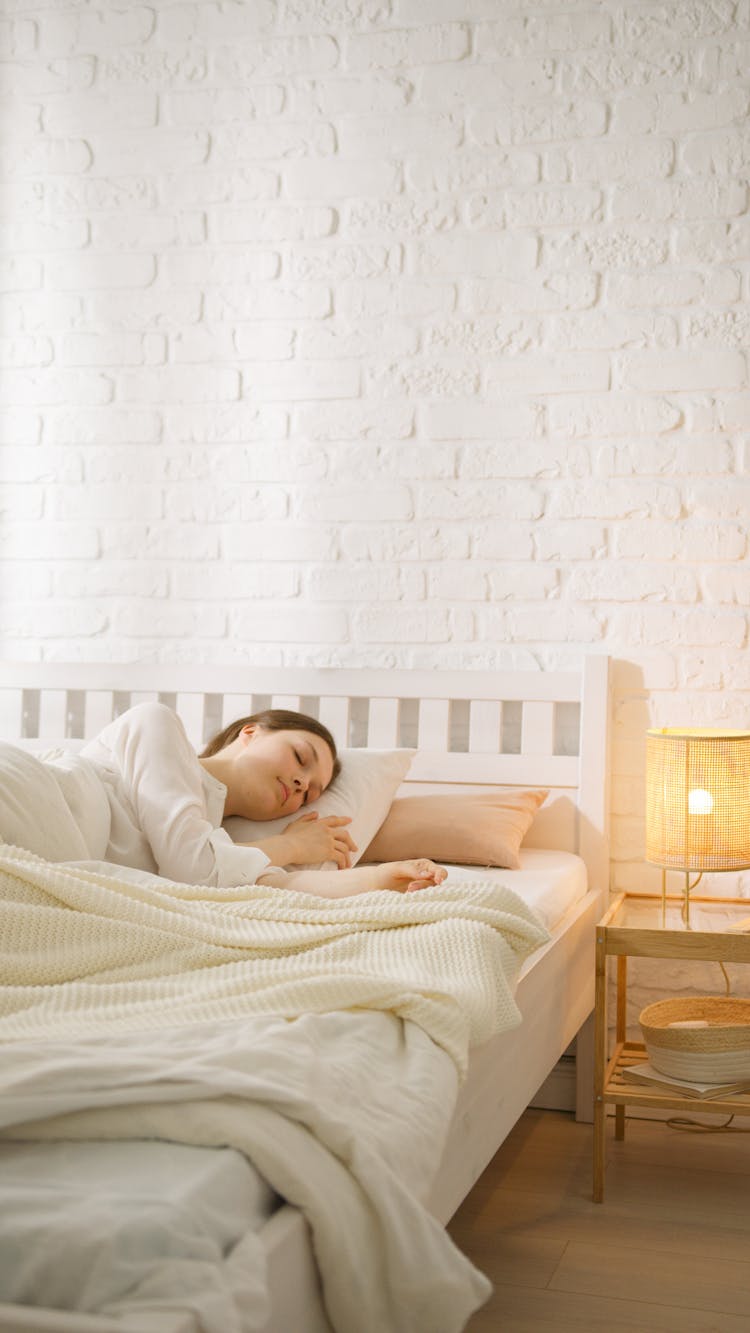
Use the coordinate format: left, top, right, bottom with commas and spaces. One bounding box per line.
0, 656, 610, 1333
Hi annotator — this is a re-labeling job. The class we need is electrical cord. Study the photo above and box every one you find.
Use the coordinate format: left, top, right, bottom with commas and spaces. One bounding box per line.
665, 1115, 750, 1133
618, 1110, 750, 1134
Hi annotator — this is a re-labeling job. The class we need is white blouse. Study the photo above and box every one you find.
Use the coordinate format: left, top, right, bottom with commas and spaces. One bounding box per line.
81, 702, 272, 887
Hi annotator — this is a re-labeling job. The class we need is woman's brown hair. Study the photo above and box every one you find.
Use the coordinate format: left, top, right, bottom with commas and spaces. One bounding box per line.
200, 709, 341, 784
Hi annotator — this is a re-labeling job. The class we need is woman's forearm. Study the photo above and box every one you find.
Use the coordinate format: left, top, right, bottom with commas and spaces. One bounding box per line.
258, 859, 446, 897
258, 865, 380, 898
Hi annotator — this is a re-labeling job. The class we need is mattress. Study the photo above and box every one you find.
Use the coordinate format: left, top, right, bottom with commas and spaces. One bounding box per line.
446, 848, 588, 933
0, 1137, 279, 1317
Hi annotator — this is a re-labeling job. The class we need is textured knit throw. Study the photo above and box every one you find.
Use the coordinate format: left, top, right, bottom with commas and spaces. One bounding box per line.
0, 843, 549, 1075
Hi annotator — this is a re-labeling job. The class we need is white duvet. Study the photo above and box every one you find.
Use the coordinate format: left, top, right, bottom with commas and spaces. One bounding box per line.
0, 842, 549, 1333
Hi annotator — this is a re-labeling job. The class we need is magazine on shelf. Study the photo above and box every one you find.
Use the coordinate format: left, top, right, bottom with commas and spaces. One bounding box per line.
621, 1061, 750, 1100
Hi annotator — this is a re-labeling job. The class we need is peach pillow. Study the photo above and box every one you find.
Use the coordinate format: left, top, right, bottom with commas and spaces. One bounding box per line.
361, 789, 549, 871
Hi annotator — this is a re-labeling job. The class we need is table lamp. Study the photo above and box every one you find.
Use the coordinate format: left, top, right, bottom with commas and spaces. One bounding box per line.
646, 728, 750, 925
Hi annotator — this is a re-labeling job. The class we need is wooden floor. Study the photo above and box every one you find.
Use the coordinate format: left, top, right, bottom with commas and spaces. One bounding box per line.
448, 1107, 750, 1332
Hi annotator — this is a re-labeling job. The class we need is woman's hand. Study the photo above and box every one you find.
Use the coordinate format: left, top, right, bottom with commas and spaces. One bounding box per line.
281, 812, 357, 868
372, 859, 447, 893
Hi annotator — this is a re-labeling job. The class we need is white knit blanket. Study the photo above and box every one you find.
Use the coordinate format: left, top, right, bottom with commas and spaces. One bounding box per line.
0, 842, 548, 1074
0, 843, 549, 1333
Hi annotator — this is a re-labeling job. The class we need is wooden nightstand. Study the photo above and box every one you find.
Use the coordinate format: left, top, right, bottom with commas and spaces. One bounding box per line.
593, 891, 750, 1202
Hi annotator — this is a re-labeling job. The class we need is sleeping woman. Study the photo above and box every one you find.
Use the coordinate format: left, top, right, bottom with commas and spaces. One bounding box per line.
76, 701, 446, 898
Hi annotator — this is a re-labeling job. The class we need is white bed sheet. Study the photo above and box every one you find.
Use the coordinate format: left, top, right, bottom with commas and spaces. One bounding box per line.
446, 848, 587, 933
0, 1011, 481, 1333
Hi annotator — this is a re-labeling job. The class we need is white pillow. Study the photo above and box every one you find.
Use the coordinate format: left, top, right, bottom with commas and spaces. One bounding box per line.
222, 748, 415, 871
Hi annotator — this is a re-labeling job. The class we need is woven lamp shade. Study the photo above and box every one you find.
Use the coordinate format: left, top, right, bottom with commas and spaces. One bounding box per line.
646, 729, 750, 872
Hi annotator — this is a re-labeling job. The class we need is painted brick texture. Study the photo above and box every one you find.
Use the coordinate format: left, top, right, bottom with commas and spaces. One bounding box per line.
1, 0, 750, 929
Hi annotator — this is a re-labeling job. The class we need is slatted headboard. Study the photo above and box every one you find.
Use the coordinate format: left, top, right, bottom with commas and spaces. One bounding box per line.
0, 657, 611, 895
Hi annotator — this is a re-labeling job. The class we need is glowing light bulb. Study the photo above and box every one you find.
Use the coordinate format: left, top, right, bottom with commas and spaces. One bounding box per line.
688, 788, 714, 816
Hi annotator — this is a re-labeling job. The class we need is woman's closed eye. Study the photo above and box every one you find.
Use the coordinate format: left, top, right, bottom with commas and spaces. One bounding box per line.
292, 738, 328, 805
293, 749, 310, 803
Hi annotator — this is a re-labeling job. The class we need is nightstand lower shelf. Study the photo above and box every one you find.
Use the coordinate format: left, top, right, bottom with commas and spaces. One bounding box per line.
604, 1041, 750, 1117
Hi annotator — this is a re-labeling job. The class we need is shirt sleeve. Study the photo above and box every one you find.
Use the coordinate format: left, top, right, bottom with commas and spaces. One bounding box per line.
207, 827, 274, 887
89, 702, 271, 887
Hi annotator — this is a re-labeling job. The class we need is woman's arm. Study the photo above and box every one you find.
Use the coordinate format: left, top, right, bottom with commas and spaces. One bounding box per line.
86, 703, 272, 886
259, 859, 447, 898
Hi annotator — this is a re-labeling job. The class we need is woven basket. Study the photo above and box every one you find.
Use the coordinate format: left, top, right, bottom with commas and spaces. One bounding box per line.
640, 996, 750, 1083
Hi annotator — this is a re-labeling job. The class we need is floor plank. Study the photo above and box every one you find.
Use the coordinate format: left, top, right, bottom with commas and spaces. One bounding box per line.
551, 1240, 750, 1317
448, 1108, 750, 1331
465, 1286, 750, 1333
457, 1185, 750, 1265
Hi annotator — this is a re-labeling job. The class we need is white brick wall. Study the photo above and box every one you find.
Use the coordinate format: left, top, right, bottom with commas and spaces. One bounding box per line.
2, 1, 750, 950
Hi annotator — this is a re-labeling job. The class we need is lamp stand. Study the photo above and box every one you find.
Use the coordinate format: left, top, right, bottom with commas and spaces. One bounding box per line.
660, 869, 703, 929
683, 872, 706, 928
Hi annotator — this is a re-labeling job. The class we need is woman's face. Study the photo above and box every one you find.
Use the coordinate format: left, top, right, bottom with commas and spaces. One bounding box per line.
226, 725, 335, 820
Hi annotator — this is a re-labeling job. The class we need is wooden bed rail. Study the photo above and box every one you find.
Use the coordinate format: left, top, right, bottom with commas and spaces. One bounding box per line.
0, 663, 587, 752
